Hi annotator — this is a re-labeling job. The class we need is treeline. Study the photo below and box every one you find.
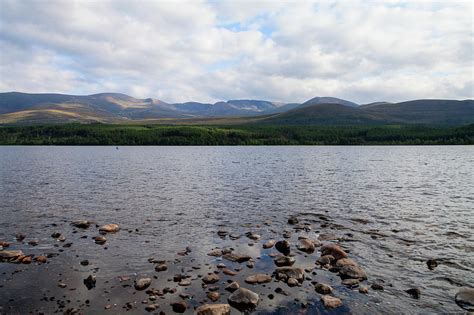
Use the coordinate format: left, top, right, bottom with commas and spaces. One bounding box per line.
0, 124, 473, 145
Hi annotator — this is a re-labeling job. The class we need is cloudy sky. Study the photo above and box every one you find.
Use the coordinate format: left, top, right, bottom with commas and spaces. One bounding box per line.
0, 0, 472, 104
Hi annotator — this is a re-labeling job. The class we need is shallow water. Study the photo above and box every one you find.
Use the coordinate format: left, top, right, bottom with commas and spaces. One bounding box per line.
0, 146, 473, 314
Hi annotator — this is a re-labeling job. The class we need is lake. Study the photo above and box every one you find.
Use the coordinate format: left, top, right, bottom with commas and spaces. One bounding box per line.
0, 146, 473, 314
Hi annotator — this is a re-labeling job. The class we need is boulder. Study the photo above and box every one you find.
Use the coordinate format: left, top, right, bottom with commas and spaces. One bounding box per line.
228, 288, 259, 312
196, 304, 231, 315
315, 283, 333, 294
275, 240, 291, 255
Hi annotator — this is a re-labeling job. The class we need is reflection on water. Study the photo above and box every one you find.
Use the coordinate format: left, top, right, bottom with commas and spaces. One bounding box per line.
0, 146, 473, 314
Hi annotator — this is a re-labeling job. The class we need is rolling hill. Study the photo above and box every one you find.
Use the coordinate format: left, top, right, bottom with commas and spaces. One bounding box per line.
0, 92, 472, 125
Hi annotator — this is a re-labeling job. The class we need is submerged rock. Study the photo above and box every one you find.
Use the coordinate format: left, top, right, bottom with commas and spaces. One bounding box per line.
246, 232, 261, 240
315, 283, 333, 294
155, 263, 168, 272
359, 286, 369, 294
34, 255, 48, 264
196, 304, 231, 315
288, 217, 299, 225
321, 295, 342, 309
93, 235, 106, 245
207, 249, 223, 257
228, 288, 259, 312
0, 250, 24, 261
170, 301, 187, 313
71, 220, 91, 229
297, 239, 316, 253
84, 275, 96, 290
134, 278, 152, 291
320, 243, 348, 260
245, 274, 272, 284
427, 259, 438, 270
207, 291, 220, 302
203, 274, 220, 284
317, 255, 335, 266
99, 224, 120, 233
406, 288, 421, 299
223, 253, 251, 263
455, 287, 474, 311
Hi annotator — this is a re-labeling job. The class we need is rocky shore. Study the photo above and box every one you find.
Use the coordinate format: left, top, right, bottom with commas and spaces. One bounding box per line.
1, 216, 472, 314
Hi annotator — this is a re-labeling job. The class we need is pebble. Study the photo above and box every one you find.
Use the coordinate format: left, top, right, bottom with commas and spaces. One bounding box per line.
371, 283, 384, 291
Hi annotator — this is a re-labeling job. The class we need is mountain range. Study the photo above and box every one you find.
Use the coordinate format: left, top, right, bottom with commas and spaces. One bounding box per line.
0, 92, 472, 125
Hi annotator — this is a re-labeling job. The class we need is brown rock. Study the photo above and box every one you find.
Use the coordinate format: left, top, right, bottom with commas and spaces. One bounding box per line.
196, 304, 231, 315
203, 274, 220, 284
320, 243, 348, 260
321, 295, 342, 309
274, 256, 295, 267
455, 287, 474, 311
275, 240, 291, 255
20, 256, 32, 264
0, 250, 24, 261
223, 253, 251, 263
207, 291, 220, 302
134, 278, 152, 291
0, 241, 10, 248
179, 279, 191, 286
228, 288, 259, 312
225, 281, 239, 292
297, 238, 316, 253
339, 265, 367, 280
71, 220, 91, 229
245, 274, 272, 284
34, 255, 48, 264
287, 278, 299, 287
222, 268, 238, 276
263, 240, 276, 249
99, 224, 120, 233
155, 263, 167, 272
273, 267, 305, 283
317, 255, 335, 265
315, 283, 333, 294
93, 235, 107, 245
359, 286, 369, 294
335, 258, 358, 268
170, 301, 187, 313
207, 249, 223, 257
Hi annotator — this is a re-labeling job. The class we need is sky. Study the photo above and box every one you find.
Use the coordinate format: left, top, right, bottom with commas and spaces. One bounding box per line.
0, 0, 473, 104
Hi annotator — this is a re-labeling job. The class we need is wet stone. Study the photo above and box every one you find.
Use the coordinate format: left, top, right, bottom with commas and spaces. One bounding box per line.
228, 287, 259, 312
321, 295, 342, 309
359, 286, 369, 294
207, 291, 220, 302
225, 281, 239, 292
80, 260, 89, 266
320, 243, 348, 260
71, 220, 91, 229
134, 278, 152, 291
273, 267, 305, 283
371, 283, 384, 291
317, 255, 335, 266
406, 288, 421, 299
427, 259, 438, 270
315, 283, 333, 294
339, 265, 367, 280
84, 275, 96, 290
263, 239, 276, 249
455, 287, 474, 311
341, 278, 360, 287
222, 268, 238, 276
222, 253, 251, 263
196, 304, 231, 315
99, 224, 120, 233
275, 240, 291, 255
155, 263, 168, 272
297, 239, 316, 253
170, 301, 187, 313
203, 274, 220, 284
274, 256, 295, 267
93, 236, 106, 245
245, 274, 272, 284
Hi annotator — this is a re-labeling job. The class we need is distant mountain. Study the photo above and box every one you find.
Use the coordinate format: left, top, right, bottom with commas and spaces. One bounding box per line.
259, 99, 474, 125
0, 92, 472, 125
300, 96, 358, 108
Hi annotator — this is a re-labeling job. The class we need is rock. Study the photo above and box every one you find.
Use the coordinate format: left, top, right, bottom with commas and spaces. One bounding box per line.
0, 241, 10, 248
371, 283, 384, 291
320, 243, 348, 260
225, 281, 240, 292
287, 278, 299, 287
245, 274, 272, 284
339, 265, 367, 280
359, 286, 369, 294
170, 301, 187, 313
51, 232, 61, 238
71, 220, 91, 229
58, 282, 67, 288
455, 287, 474, 311
246, 261, 254, 268
341, 278, 360, 287
84, 275, 96, 290
315, 283, 333, 294
228, 288, 259, 312
80, 260, 89, 266
217, 230, 228, 237
223, 253, 251, 263
203, 274, 220, 284
207, 249, 223, 257
273, 267, 305, 283
145, 304, 158, 312
28, 240, 39, 246
0, 250, 24, 261
93, 236, 106, 245
196, 304, 231, 315
155, 263, 168, 272
208, 291, 220, 302
99, 224, 120, 233
335, 258, 358, 268
222, 268, 238, 276
34, 255, 48, 264
263, 240, 276, 249
427, 259, 438, 270
135, 278, 152, 291
179, 279, 191, 286
275, 240, 291, 255
21, 256, 32, 264
15, 233, 25, 242
274, 256, 295, 267
246, 232, 261, 240
58, 235, 66, 242
297, 239, 316, 253
321, 295, 342, 309
288, 217, 299, 225
406, 288, 421, 299
317, 255, 335, 266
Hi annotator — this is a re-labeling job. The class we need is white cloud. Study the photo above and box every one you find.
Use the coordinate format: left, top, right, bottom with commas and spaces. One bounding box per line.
0, 0, 472, 104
